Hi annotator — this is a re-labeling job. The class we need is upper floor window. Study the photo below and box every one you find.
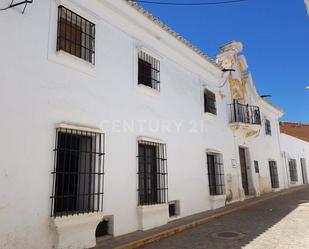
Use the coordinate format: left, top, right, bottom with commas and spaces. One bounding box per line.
288, 159, 298, 182
265, 119, 272, 135
51, 127, 105, 217
138, 50, 160, 91
137, 140, 167, 205
207, 153, 225, 195
204, 89, 217, 115
57, 6, 95, 64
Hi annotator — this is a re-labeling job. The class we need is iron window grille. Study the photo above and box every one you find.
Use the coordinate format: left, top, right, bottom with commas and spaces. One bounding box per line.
137, 140, 168, 206
204, 89, 217, 115
207, 153, 225, 196
269, 161, 279, 188
138, 50, 160, 91
51, 127, 105, 217
57, 6, 95, 64
289, 159, 298, 182
265, 119, 272, 135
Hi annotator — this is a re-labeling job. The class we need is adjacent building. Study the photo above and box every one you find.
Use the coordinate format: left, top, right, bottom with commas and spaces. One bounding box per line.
0, 1, 308, 249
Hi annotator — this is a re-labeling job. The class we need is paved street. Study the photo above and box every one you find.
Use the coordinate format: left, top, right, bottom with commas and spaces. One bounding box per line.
142, 187, 309, 249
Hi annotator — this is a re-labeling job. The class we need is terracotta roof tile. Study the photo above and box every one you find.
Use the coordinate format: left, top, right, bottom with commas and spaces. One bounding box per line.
280, 122, 309, 142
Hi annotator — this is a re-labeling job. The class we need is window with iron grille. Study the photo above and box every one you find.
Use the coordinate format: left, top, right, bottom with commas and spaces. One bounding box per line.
137, 140, 167, 205
269, 161, 279, 188
138, 51, 160, 91
57, 6, 95, 64
254, 160, 259, 173
265, 119, 272, 135
51, 127, 105, 217
289, 159, 298, 182
207, 153, 225, 195
204, 90, 217, 115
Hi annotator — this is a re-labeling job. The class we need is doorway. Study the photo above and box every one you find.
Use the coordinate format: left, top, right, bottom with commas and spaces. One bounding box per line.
301, 158, 308, 184
239, 147, 249, 195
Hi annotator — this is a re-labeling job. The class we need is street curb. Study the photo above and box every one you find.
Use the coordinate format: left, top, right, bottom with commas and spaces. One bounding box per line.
114, 186, 308, 249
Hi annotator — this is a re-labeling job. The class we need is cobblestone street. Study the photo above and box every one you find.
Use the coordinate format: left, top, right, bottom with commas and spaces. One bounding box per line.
141, 187, 309, 249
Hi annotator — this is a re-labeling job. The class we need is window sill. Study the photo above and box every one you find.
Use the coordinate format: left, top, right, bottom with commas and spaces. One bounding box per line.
209, 195, 226, 210
203, 112, 217, 120
51, 212, 103, 249
137, 203, 167, 209
136, 84, 160, 97
210, 194, 226, 200
48, 50, 96, 77
137, 204, 168, 231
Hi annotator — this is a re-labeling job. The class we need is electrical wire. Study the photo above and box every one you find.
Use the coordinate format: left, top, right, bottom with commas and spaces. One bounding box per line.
0, 0, 14, 11
132, 0, 250, 6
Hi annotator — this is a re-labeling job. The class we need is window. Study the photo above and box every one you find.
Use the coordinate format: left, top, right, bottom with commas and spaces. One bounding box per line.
204, 90, 217, 115
289, 159, 298, 182
269, 161, 279, 188
137, 140, 167, 205
57, 6, 95, 64
51, 127, 105, 217
207, 153, 225, 195
168, 200, 180, 217
265, 119, 272, 135
138, 50, 160, 91
254, 160, 259, 173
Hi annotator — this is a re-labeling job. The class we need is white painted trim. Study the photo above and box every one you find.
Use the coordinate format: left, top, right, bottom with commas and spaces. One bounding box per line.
137, 46, 162, 61
206, 148, 222, 154
56, 122, 104, 134
137, 136, 165, 144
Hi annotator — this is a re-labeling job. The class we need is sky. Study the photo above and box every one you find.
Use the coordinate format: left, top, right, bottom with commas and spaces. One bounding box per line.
137, 0, 309, 122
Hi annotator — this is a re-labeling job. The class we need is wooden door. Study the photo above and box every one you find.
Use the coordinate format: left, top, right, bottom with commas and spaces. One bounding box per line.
239, 148, 249, 195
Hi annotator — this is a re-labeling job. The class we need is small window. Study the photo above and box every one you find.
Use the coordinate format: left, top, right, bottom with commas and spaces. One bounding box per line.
254, 160, 259, 173
289, 159, 298, 182
265, 119, 272, 135
269, 161, 279, 188
57, 6, 95, 64
207, 153, 225, 195
137, 140, 167, 205
204, 90, 217, 115
51, 127, 105, 217
138, 50, 160, 91
168, 200, 180, 217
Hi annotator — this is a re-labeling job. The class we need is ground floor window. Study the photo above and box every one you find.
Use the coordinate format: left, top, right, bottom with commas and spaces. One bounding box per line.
207, 153, 225, 195
269, 161, 279, 188
51, 127, 105, 217
137, 140, 167, 205
289, 159, 298, 182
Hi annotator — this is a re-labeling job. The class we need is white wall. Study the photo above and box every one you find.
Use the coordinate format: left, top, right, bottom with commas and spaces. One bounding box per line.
280, 133, 309, 187
0, 1, 305, 249
0, 1, 232, 248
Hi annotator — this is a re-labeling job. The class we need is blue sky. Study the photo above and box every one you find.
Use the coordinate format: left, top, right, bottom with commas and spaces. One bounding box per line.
137, 0, 309, 122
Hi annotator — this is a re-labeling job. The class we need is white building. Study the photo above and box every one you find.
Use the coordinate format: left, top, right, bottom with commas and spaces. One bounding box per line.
0, 1, 308, 249
305, 0, 309, 15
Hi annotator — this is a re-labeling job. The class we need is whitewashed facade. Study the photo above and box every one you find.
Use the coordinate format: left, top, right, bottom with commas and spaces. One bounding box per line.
281, 134, 309, 187
0, 1, 308, 249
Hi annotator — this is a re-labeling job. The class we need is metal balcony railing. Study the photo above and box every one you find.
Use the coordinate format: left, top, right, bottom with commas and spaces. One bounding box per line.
229, 102, 261, 125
